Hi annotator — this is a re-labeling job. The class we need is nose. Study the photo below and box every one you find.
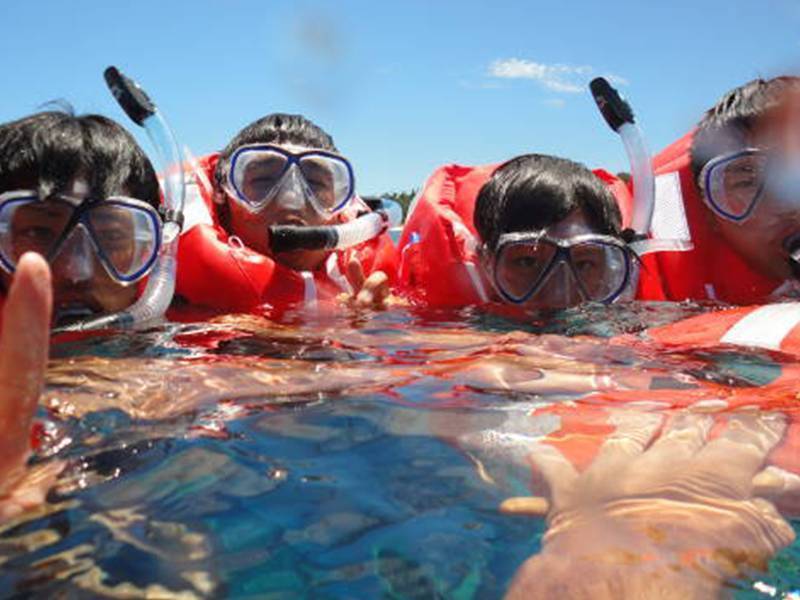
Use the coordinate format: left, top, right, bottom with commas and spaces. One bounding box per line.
51, 225, 95, 283
273, 166, 312, 212
532, 260, 583, 309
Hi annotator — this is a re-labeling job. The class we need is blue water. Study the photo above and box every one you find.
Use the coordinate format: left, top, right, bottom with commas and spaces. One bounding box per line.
1, 303, 799, 598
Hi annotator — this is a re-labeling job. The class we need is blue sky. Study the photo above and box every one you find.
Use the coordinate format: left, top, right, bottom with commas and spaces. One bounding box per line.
1, 1, 799, 195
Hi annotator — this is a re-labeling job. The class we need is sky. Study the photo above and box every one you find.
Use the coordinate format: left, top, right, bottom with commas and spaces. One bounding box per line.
1, 0, 800, 195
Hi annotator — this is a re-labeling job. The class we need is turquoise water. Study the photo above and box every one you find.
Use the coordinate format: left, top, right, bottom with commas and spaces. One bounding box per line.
1, 302, 799, 598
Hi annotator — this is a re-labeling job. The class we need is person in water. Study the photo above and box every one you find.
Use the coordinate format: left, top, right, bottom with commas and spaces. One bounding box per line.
175, 113, 398, 312
640, 76, 800, 303
474, 154, 633, 310
0, 111, 163, 327
397, 153, 635, 311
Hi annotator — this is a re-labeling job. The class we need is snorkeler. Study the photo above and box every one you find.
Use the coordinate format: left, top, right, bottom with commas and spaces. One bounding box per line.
175, 113, 398, 313
0, 111, 165, 328
639, 76, 800, 303
397, 153, 636, 312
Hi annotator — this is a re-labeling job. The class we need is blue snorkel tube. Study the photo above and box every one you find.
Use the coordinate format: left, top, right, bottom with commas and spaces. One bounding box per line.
589, 78, 655, 250
56, 67, 185, 332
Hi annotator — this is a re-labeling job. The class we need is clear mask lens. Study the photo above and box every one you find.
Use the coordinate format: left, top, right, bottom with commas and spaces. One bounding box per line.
228, 146, 354, 214
88, 201, 160, 279
570, 241, 629, 301
703, 150, 768, 221
495, 239, 555, 302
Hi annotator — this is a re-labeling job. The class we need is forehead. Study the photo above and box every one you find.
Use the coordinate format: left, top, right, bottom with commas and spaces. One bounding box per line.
543, 209, 597, 239
503, 209, 597, 241
750, 103, 800, 153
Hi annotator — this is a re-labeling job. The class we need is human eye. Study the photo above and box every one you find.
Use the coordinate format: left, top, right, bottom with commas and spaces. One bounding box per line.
511, 255, 539, 269
18, 225, 58, 244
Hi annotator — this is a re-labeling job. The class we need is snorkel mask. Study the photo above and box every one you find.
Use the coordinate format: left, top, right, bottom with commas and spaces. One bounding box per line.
224, 144, 355, 217
222, 143, 394, 254
0, 191, 162, 287
52, 66, 185, 332
490, 231, 633, 309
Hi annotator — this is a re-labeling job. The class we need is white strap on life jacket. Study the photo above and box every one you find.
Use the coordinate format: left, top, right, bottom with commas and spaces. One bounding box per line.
325, 253, 354, 295
721, 303, 800, 350
451, 221, 490, 303
300, 271, 318, 308
181, 147, 215, 232
636, 172, 694, 256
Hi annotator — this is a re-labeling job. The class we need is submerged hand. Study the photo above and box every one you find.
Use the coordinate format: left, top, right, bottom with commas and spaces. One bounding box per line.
0, 253, 59, 520
505, 409, 795, 599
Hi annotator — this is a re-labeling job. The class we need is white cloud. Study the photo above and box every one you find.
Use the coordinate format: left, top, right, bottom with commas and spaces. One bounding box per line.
488, 58, 626, 94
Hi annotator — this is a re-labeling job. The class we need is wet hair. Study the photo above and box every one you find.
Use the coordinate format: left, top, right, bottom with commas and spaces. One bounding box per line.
690, 76, 800, 183
474, 153, 622, 249
215, 113, 338, 187
0, 110, 159, 208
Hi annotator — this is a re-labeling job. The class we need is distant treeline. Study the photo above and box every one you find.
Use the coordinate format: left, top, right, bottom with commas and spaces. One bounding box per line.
379, 189, 419, 220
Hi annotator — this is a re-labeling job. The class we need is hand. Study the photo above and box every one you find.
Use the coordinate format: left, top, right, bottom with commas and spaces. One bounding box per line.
0, 252, 60, 521
343, 257, 404, 309
504, 409, 795, 599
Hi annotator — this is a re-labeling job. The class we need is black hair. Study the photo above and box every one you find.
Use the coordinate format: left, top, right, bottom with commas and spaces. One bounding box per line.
0, 110, 159, 208
215, 113, 337, 188
473, 153, 622, 249
690, 76, 800, 183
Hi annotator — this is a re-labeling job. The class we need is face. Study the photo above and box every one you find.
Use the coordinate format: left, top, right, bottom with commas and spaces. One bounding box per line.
703, 102, 800, 280
484, 209, 626, 310
0, 180, 140, 327
223, 143, 341, 272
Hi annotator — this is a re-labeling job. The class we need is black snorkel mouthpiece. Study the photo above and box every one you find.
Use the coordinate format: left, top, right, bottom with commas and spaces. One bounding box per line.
103, 67, 156, 126
267, 209, 389, 254
590, 77, 635, 132
269, 225, 339, 253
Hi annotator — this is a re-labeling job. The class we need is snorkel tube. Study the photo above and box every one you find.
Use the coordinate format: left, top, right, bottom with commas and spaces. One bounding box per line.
56, 67, 185, 332
589, 78, 655, 249
268, 198, 402, 254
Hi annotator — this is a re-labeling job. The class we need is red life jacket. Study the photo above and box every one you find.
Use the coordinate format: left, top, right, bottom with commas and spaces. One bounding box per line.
396, 162, 634, 307
635, 132, 783, 303
175, 153, 398, 313
538, 303, 800, 475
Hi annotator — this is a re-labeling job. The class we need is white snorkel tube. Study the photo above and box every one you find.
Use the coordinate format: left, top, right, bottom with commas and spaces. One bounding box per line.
589, 77, 655, 253
55, 67, 185, 332
268, 198, 402, 254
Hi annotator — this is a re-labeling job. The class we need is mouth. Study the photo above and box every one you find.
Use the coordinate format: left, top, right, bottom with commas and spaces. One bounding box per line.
783, 231, 800, 256
782, 232, 800, 278
53, 301, 102, 327
271, 213, 308, 227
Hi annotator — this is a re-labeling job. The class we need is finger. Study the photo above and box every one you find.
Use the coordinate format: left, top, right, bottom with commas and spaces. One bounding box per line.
499, 496, 550, 516
589, 410, 663, 471
356, 271, 390, 308
646, 411, 714, 460
346, 257, 365, 293
698, 413, 786, 479
0, 253, 52, 486
528, 443, 579, 508
752, 466, 800, 514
